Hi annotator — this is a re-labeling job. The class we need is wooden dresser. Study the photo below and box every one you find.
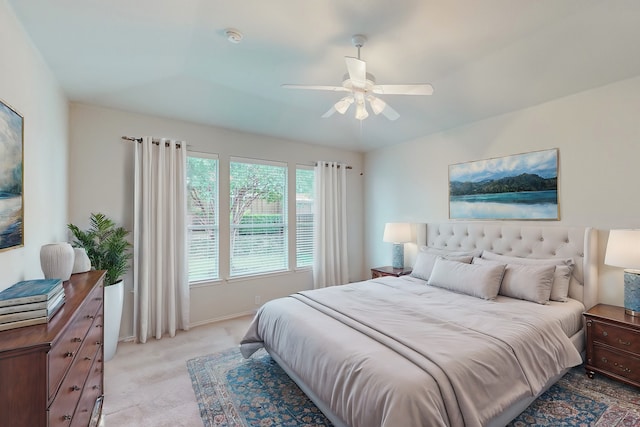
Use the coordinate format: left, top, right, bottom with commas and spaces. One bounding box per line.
0, 270, 106, 427
584, 303, 640, 388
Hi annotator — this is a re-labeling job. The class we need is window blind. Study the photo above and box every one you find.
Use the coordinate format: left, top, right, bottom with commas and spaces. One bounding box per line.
296, 166, 315, 268
186, 153, 219, 282
230, 157, 288, 277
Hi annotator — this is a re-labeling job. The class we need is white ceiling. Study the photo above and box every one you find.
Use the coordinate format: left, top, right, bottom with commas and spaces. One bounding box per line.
8, 0, 640, 152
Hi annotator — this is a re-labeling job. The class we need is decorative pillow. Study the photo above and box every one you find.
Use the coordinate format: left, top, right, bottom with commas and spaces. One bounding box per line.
480, 251, 575, 302
427, 258, 505, 300
473, 258, 555, 304
411, 252, 473, 281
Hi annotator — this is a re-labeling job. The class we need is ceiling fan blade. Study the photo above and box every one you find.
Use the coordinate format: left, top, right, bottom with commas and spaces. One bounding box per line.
282, 84, 349, 92
367, 95, 400, 121
372, 84, 434, 95
321, 106, 337, 118
345, 57, 367, 89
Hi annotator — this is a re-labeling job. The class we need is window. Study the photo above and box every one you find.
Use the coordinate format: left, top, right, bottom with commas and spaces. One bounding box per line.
230, 158, 288, 276
296, 166, 315, 268
186, 153, 219, 282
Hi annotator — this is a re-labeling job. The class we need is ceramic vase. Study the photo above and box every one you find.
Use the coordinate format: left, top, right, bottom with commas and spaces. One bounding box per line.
40, 242, 74, 281
72, 248, 92, 274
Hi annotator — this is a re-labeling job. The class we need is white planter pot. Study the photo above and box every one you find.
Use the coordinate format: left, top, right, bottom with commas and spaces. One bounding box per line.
104, 280, 124, 362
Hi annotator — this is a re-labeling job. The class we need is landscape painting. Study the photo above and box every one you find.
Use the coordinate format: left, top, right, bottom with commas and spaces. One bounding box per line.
449, 149, 558, 220
0, 99, 23, 250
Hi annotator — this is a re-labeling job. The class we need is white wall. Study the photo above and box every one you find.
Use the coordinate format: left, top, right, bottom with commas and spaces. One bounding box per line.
0, 1, 68, 291
365, 75, 640, 307
68, 103, 365, 339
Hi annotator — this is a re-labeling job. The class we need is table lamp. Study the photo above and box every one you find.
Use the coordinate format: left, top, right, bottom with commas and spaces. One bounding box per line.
383, 223, 411, 269
604, 229, 640, 316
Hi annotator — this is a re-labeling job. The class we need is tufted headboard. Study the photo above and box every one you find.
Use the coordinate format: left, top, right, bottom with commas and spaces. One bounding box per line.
417, 222, 598, 310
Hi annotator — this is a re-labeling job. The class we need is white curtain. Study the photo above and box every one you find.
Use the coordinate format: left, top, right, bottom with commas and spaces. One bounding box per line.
133, 137, 189, 343
313, 161, 349, 288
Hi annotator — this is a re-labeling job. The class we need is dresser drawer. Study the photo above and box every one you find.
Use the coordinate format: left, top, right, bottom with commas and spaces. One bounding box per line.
49, 352, 94, 427
592, 344, 640, 384
49, 287, 103, 398
591, 320, 640, 355
70, 356, 103, 427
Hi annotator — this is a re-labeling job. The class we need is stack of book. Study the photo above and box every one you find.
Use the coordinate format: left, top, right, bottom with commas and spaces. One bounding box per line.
0, 279, 65, 332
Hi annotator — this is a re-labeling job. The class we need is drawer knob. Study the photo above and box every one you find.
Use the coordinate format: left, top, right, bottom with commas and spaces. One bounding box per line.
96, 341, 102, 346
613, 362, 632, 373
94, 297, 103, 301
86, 314, 95, 319
63, 415, 72, 420
71, 385, 81, 391
93, 385, 101, 390
618, 338, 631, 346
84, 356, 92, 361
96, 324, 103, 328
601, 357, 608, 363
72, 337, 82, 343
602, 331, 608, 337
64, 351, 75, 358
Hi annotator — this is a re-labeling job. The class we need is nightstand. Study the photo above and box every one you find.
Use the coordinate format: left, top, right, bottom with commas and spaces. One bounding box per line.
371, 266, 412, 279
584, 304, 640, 388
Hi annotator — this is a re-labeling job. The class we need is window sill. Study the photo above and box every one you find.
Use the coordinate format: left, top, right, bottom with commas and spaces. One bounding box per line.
189, 278, 224, 288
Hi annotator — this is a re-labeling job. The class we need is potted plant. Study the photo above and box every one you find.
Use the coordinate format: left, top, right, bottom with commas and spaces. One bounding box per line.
68, 213, 132, 361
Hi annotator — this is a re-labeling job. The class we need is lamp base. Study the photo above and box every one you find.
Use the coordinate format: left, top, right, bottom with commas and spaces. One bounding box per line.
624, 270, 640, 317
392, 244, 404, 269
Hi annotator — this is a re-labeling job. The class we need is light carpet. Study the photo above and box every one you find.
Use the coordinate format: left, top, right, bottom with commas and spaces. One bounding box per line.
188, 348, 640, 427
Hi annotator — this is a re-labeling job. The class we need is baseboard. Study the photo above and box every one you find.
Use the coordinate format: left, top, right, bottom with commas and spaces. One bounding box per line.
189, 310, 256, 328
116, 311, 256, 343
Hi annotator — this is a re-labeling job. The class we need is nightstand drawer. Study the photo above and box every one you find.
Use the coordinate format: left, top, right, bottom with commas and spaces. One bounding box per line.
592, 321, 640, 355
592, 344, 640, 384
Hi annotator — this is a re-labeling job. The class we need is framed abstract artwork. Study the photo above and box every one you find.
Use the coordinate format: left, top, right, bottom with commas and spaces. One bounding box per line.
449, 148, 559, 220
0, 99, 24, 251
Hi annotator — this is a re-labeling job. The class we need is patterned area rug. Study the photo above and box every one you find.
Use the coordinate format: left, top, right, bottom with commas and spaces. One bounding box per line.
187, 348, 640, 427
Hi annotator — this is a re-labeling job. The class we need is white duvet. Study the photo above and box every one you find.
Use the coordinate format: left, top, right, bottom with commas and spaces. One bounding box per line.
240, 276, 583, 427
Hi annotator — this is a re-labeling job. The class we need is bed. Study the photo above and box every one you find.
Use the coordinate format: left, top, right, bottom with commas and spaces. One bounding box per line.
240, 222, 598, 427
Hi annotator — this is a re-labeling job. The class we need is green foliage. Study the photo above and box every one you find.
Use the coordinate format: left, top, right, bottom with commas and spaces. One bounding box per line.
187, 157, 218, 227
238, 214, 284, 235
295, 168, 314, 196
449, 173, 557, 196
68, 213, 132, 286
229, 161, 285, 226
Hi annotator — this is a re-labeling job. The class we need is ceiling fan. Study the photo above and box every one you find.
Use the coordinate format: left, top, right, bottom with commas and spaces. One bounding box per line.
282, 35, 434, 121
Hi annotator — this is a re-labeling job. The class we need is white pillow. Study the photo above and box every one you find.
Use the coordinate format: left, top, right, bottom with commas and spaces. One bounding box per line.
480, 251, 574, 302
411, 252, 473, 281
473, 258, 555, 304
427, 257, 505, 300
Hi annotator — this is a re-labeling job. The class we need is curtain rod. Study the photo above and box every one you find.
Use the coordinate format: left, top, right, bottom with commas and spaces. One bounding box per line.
315, 162, 352, 170
121, 136, 183, 148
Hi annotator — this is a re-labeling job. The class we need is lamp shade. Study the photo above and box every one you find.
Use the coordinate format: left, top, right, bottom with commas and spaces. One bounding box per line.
605, 229, 640, 270
383, 223, 411, 244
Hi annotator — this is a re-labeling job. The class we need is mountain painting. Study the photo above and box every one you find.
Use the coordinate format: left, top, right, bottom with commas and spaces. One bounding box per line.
449, 149, 559, 220
0, 99, 23, 251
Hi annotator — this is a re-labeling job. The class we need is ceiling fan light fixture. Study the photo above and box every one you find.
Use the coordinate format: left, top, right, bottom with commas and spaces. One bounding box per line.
367, 95, 386, 115
335, 96, 354, 114
282, 34, 434, 122
355, 102, 369, 121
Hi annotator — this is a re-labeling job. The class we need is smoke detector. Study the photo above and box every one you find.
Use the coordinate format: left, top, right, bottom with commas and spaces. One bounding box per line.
225, 28, 243, 44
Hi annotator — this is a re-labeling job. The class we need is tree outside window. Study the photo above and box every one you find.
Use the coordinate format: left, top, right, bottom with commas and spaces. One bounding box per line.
230, 158, 288, 276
